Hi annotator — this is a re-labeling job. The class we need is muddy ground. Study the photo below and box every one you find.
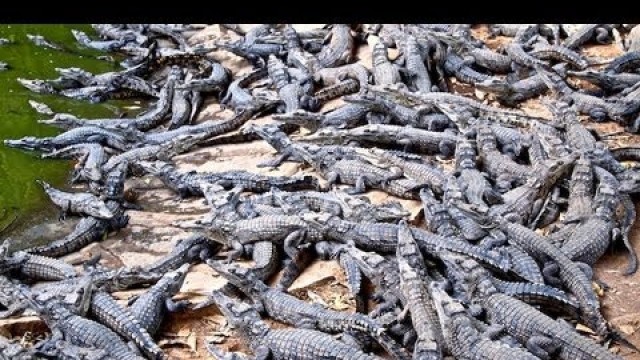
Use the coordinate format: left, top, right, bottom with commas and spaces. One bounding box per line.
2, 24, 640, 359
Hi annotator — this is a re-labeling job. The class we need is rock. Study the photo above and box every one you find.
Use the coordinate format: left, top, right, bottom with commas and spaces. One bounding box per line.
288, 260, 339, 292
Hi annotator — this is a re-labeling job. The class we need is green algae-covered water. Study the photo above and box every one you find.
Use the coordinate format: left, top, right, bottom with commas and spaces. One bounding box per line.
0, 24, 129, 234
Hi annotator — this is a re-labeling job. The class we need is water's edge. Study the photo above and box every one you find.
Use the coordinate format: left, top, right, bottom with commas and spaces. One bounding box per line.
0, 25, 133, 247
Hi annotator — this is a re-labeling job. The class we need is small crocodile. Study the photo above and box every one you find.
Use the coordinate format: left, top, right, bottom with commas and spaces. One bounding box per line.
208, 290, 384, 360
38, 180, 113, 219
129, 263, 190, 335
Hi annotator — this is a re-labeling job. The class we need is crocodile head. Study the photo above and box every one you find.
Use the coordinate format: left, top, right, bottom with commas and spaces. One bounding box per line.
38, 113, 81, 128
4, 137, 50, 151
476, 78, 512, 94
371, 201, 411, 222
207, 261, 266, 297
208, 290, 267, 337
16, 78, 57, 94
55, 67, 94, 83
160, 263, 190, 295
96, 267, 162, 291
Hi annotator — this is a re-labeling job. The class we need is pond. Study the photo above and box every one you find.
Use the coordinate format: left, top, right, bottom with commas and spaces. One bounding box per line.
0, 24, 131, 242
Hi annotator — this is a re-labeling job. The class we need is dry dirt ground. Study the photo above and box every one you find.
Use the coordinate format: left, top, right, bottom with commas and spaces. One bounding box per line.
2, 24, 640, 359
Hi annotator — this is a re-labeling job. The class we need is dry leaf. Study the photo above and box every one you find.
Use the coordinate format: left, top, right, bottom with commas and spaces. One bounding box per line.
186, 331, 197, 351
331, 294, 351, 311
307, 290, 329, 307
576, 323, 596, 335
158, 338, 191, 349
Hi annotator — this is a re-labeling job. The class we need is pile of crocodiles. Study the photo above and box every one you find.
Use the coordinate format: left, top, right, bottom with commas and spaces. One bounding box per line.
2, 23, 640, 359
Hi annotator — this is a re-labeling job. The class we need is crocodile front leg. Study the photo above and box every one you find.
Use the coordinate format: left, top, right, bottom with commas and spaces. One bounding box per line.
283, 229, 308, 258
166, 298, 191, 313
254, 345, 273, 360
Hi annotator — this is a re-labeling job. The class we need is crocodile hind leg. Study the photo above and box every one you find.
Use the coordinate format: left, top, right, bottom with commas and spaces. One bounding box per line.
542, 262, 563, 287
526, 335, 560, 360
346, 176, 370, 195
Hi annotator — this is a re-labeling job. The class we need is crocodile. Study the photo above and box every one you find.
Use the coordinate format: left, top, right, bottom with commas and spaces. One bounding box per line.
221, 68, 268, 109
454, 136, 502, 209
215, 39, 286, 67
178, 60, 231, 93
38, 180, 113, 219
560, 183, 619, 267
30, 297, 146, 360
208, 290, 384, 360
139, 160, 319, 197
396, 223, 444, 359
307, 213, 509, 270
567, 69, 640, 94
209, 261, 410, 360
33, 338, 112, 360
24, 201, 128, 258
443, 48, 510, 90
27, 33, 62, 50
292, 145, 403, 194
145, 234, 218, 274
167, 87, 192, 129
211, 214, 323, 260
88, 290, 166, 359
72, 29, 133, 51
463, 46, 513, 73
42, 143, 107, 183
529, 44, 589, 69
343, 90, 448, 129
302, 123, 457, 156
317, 24, 355, 68
4, 125, 133, 152
472, 210, 611, 336
430, 282, 541, 360
267, 54, 312, 113
537, 64, 616, 121
483, 292, 622, 360
402, 35, 433, 92
370, 149, 445, 193
475, 125, 532, 192
493, 64, 567, 106
563, 24, 612, 49
101, 132, 207, 173
487, 154, 577, 225
372, 41, 402, 86
283, 25, 321, 74
129, 263, 190, 335
419, 188, 458, 238
604, 50, 640, 73
443, 178, 488, 241
311, 79, 360, 106
593, 166, 639, 275
272, 104, 370, 131
39, 67, 180, 131
55, 67, 157, 97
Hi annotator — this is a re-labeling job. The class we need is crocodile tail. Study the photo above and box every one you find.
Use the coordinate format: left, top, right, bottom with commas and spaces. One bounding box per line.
622, 233, 639, 276
608, 330, 640, 353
